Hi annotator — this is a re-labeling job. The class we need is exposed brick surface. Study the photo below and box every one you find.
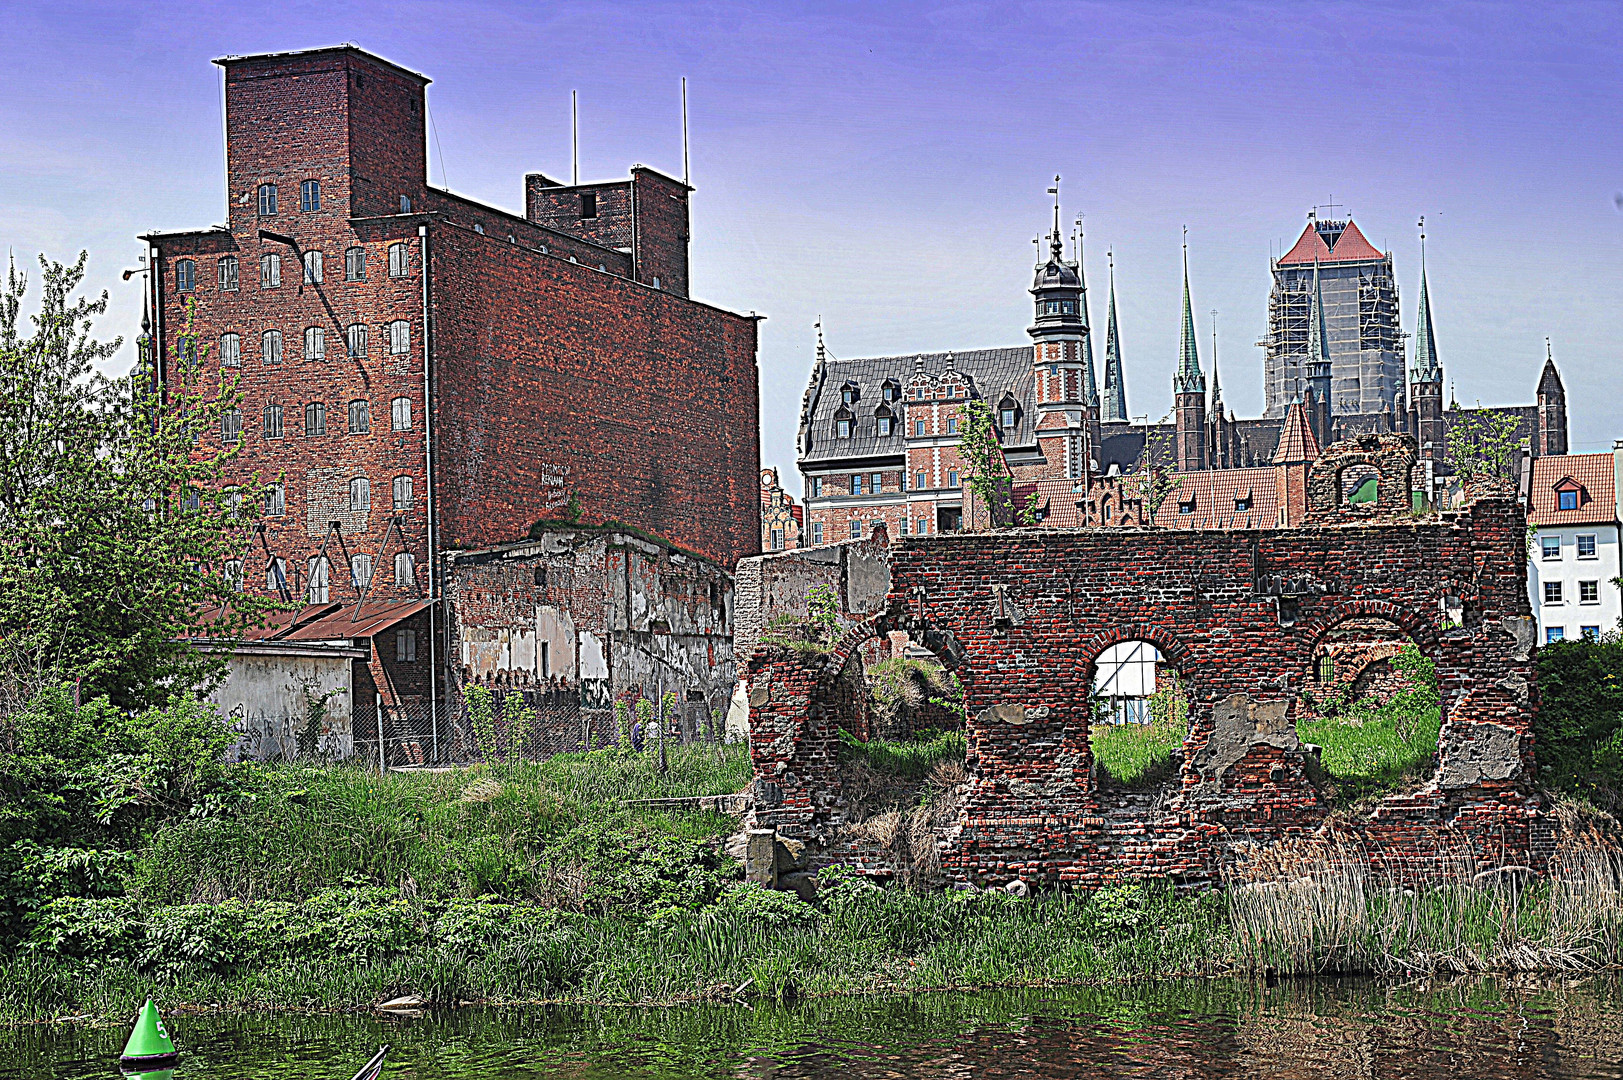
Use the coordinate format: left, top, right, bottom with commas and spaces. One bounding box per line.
749, 496, 1543, 887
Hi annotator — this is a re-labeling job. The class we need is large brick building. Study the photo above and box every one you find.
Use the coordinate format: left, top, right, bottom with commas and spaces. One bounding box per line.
140, 46, 760, 716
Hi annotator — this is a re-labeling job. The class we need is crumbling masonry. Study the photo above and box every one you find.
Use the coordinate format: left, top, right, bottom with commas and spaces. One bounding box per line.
746, 444, 1546, 887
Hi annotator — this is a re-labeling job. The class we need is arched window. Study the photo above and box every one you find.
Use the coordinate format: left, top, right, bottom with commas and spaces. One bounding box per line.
392, 475, 413, 509
350, 553, 373, 588
260, 252, 281, 289
391, 396, 412, 430
217, 255, 238, 291
175, 259, 195, 292
307, 556, 330, 603
258, 183, 277, 216
388, 242, 408, 277
262, 329, 283, 365
219, 333, 241, 368
302, 250, 322, 284
345, 246, 366, 281
395, 552, 415, 587
305, 401, 326, 435
348, 400, 370, 434
263, 402, 283, 439
304, 326, 325, 362
388, 320, 409, 355
300, 180, 320, 213
220, 408, 242, 444
346, 323, 367, 358
349, 476, 370, 511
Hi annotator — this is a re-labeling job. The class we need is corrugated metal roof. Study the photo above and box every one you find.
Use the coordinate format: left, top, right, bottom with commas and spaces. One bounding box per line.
1528, 453, 1618, 527
799, 348, 1034, 466
281, 600, 433, 642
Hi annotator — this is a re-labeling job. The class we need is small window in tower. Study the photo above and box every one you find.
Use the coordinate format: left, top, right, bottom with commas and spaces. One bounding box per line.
580, 191, 597, 218
175, 259, 195, 292
218, 256, 239, 291
809, 476, 823, 497
258, 183, 277, 216
1061, 300, 1075, 314
300, 181, 320, 213
811, 522, 823, 545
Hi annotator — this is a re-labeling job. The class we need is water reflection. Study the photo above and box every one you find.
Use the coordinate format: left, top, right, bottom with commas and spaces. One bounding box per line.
4, 977, 1621, 1079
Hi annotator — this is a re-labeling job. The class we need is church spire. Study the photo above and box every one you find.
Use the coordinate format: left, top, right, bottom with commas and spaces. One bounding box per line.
1306, 258, 1333, 442
1173, 228, 1204, 394
1077, 218, 1099, 408
1412, 219, 1441, 383
1102, 249, 1128, 423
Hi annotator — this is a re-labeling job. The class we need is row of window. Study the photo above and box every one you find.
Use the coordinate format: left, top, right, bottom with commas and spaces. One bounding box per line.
1539, 533, 1600, 559
254, 181, 324, 217
1542, 580, 1603, 604
245, 552, 418, 610
809, 470, 961, 497
257, 474, 414, 518
837, 383, 967, 406
219, 396, 414, 443
175, 243, 413, 293
1546, 626, 1603, 643
806, 515, 942, 547
833, 415, 960, 439
213, 321, 411, 366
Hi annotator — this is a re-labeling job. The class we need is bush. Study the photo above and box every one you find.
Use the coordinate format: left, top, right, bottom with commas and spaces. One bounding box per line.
1535, 637, 1623, 813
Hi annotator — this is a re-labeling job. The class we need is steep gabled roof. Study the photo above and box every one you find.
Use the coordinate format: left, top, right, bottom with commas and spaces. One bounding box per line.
1279, 218, 1385, 265
1272, 400, 1322, 464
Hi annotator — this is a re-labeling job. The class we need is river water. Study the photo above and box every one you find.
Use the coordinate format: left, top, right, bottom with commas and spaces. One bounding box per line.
5, 978, 1621, 1079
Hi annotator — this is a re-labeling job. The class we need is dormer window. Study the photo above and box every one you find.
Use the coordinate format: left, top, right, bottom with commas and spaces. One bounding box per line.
1235, 495, 1253, 512
1555, 481, 1582, 511
841, 381, 859, 406
881, 380, 901, 403
1000, 407, 1016, 429
876, 406, 894, 437
580, 191, 597, 218
834, 407, 853, 439
1178, 498, 1195, 515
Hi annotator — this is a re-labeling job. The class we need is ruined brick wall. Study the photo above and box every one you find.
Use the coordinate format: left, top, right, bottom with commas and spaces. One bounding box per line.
749, 497, 1542, 887
732, 527, 891, 670
431, 226, 760, 569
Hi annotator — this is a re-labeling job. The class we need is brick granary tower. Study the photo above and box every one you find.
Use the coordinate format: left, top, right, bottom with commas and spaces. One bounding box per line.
140, 45, 761, 613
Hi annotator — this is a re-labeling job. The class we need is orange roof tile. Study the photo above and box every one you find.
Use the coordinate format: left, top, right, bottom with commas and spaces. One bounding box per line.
1272, 400, 1322, 464
1154, 467, 1281, 530
1279, 219, 1385, 265
1278, 224, 1331, 265
1528, 453, 1618, 527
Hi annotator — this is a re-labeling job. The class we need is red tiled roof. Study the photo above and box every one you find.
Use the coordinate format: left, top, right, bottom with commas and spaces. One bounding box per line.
1528, 453, 1618, 526
1153, 467, 1281, 530
1272, 400, 1322, 464
1278, 219, 1385, 265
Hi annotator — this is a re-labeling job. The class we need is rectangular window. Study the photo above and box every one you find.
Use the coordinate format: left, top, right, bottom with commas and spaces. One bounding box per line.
395, 552, 415, 588
300, 180, 320, 213
1546, 626, 1565, 643
351, 553, 373, 589
947, 417, 958, 434
872, 472, 883, 492
264, 483, 285, 516
261, 253, 280, 288
836, 418, 851, 438
263, 403, 283, 439
389, 242, 408, 277
916, 517, 927, 535
305, 402, 326, 435
948, 469, 959, 488
1582, 625, 1601, 641
899, 517, 909, 535
262, 329, 282, 365
220, 333, 240, 367
345, 247, 366, 281
396, 628, 418, 662
1558, 489, 1579, 511
915, 471, 926, 490
770, 528, 784, 551
580, 191, 597, 218
915, 419, 926, 437
266, 557, 288, 592
349, 400, 370, 434
391, 396, 412, 430
1541, 536, 1561, 560
393, 474, 413, 509
1578, 534, 1597, 558
1580, 580, 1599, 603
308, 556, 329, 603
305, 327, 325, 362
350, 476, 370, 511
389, 320, 409, 354
849, 519, 861, 539
811, 522, 823, 545
810, 476, 822, 497
1000, 408, 1015, 429
878, 416, 893, 437
224, 560, 244, 593
400, 195, 412, 213
1544, 581, 1563, 604
218, 256, 238, 291
175, 259, 195, 292
303, 250, 322, 284
347, 324, 367, 358
258, 183, 277, 216
220, 408, 242, 444
851, 474, 864, 496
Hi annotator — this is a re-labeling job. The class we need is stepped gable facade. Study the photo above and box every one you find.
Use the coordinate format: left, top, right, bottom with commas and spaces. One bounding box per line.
139, 45, 761, 714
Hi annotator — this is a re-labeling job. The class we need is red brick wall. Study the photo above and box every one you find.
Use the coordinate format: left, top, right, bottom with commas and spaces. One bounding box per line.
430, 224, 760, 568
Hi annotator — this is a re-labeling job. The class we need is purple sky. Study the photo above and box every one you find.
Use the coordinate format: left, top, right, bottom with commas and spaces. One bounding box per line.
5, 2, 1620, 493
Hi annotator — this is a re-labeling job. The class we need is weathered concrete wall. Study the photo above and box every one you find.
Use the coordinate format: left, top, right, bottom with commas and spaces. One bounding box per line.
733, 526, 892, 676
749, 495, 1544, 888
210, 646, 357, 761
446, 526, 735, 723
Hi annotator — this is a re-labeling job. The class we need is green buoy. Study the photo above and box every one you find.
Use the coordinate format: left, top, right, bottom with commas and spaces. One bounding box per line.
119, 998, 179, 1078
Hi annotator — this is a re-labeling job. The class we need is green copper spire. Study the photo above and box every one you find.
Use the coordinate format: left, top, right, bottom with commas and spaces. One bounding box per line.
1078, 223, 1099, 408
1412, 223, 1441, 382
1173, 231, 1204, 394
1307, 258, 1330, 376
1102, 250, 1128, 422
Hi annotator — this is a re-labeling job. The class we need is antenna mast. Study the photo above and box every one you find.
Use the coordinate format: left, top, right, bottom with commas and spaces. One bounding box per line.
681, 77, 690, 187
571, 90, 579, 186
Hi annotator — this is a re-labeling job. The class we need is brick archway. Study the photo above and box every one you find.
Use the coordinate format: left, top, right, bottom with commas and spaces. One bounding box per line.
1300, 599, 1440, 658
1080, 623, 1194, 684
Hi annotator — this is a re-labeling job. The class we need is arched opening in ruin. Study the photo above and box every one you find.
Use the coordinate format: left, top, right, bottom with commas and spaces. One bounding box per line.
1342, 463, 1380, 506
1297, 616, 1442, 806
1089, 639, 1190, 788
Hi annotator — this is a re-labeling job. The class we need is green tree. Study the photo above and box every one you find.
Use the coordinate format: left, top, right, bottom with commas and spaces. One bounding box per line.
958, 398, 1010, 529
1126, 413, 1179, 522
1445, 408, 1522, 490
0, 253, 277, 707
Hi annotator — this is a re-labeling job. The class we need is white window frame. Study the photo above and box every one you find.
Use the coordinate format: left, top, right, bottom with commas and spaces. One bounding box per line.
1577, 533, 1597, 558
394, 552, 415, 588
1543, 580, 1564, 604
1541, 535, 1562, 560
351, 553, 373, 589
220, 332, 241, 368
305, 326, 325, 362
811, 522, 824, 545
389, 320, 409, 355
349, 476, 370, 512
261, 252, 281, 288
391, 396, 412, 431
345, 246, 366, 281
1579, 580, 1600, 604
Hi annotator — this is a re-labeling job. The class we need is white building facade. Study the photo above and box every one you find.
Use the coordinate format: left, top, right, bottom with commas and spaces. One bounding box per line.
1527, 445, 1623, 644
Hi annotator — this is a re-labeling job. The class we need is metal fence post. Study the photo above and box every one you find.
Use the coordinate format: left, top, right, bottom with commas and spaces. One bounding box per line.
376, 692, 385, 774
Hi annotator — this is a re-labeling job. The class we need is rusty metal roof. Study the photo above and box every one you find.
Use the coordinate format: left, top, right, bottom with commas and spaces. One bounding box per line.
281, 600, 433, 642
